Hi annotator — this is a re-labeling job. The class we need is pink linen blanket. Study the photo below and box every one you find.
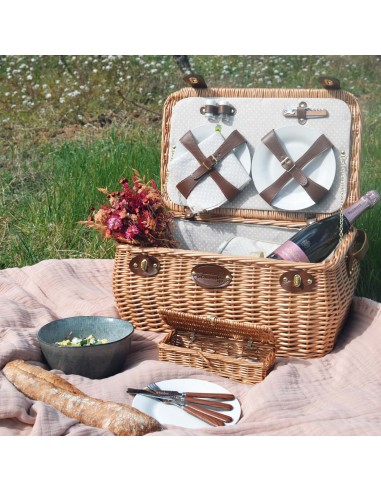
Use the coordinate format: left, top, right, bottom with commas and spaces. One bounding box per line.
1, 258, 380, 436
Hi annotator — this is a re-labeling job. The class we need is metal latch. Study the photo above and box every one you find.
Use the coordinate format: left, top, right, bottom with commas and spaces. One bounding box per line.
283, 101, 329, 125
279, 269, 315, 293
129, 254, 160, 277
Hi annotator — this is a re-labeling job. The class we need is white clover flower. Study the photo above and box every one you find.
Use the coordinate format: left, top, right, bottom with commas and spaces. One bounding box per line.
45, 93, 52, 99
59, 97, 65, 103
4, 92, 10, 97
26, 74, 33, 80
93, 68, 98, 73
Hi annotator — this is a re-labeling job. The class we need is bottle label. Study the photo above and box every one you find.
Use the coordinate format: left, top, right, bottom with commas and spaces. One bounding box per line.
343, 198, 370, 224
273, 240, 310, 262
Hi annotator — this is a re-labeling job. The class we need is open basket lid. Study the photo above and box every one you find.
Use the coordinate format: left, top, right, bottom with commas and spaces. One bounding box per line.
159, 308, 275, 347
160, 86, 361, 226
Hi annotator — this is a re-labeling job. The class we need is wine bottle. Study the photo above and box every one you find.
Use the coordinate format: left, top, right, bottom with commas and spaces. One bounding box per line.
267, 190, 380, 263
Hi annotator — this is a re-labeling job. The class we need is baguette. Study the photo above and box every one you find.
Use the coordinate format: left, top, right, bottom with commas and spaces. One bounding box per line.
3, 360, 162, 436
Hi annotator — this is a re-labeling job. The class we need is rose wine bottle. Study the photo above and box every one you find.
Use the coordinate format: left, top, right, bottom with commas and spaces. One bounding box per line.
267, 190, 380, 263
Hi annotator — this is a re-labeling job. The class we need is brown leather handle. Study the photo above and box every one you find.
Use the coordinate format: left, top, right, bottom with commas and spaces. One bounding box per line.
183, 396, 233, 410
188, 404, 233, 423
183, 405, 225, 426
351, 229, 369, 261
184, 392, 235, 400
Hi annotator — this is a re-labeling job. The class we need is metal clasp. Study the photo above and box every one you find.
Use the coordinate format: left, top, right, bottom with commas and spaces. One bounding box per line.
293, 274, 302, 288
281, 156, 296, 172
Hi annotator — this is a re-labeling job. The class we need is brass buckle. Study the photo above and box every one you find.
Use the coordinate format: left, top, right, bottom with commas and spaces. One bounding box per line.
201, 154, 218, 171
281, 156, 295, 172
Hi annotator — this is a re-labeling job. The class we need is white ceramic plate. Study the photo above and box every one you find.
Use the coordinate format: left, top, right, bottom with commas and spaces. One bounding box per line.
132, 378, 241, 429
252, 126, 336, 210
172, 124, 251, 175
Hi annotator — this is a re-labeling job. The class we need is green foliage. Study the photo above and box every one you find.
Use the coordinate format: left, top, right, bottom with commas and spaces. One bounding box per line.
0, 55, 380, 300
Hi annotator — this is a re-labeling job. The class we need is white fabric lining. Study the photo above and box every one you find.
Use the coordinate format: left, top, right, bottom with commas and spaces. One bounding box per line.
168, 97, 352, 214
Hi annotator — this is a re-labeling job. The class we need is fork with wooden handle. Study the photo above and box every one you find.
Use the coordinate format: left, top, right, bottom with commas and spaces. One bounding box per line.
142, 394, 229, 427
127, 388, 233, 411
126, 389, 233, 425
147, 382, 235, 401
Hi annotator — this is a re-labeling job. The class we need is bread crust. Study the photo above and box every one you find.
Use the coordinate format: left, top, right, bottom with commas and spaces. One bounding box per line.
3, 360, 162, 436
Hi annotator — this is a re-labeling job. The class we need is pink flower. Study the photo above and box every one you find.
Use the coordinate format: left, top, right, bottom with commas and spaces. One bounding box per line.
125, 224, 139, 239
107, 214, 123, 231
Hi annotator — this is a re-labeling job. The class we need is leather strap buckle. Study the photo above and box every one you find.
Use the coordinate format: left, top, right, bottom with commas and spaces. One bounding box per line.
259, 129, 333, 206
280, 156, 295, 172
176, 130, 246, 200
201, 154, 218, 171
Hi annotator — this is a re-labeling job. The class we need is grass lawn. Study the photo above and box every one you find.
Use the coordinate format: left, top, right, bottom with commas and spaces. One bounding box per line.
0, 55, 380, 301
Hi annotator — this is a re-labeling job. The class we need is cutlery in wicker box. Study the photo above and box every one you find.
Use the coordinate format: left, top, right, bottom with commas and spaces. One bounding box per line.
158, 309, 276, 385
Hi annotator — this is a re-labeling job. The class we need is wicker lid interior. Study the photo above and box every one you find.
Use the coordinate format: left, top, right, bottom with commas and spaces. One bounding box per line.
159, 308, 275, 346
161, 87, 361, 225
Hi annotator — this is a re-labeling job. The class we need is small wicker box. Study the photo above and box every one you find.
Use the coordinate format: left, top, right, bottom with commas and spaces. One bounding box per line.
158, 309, 276, 385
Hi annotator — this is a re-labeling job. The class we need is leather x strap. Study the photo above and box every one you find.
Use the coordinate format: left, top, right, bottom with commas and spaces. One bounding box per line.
176, 130, 247, 200
259, 129, 333, 205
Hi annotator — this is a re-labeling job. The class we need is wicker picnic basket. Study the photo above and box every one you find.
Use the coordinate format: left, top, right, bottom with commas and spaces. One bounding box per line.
158, 309, 276, 385
113, 83, 368, 359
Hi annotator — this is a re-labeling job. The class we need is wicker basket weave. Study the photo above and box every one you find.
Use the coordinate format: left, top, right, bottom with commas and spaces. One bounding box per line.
112, 87, 365, 359
158, 309, 276, 384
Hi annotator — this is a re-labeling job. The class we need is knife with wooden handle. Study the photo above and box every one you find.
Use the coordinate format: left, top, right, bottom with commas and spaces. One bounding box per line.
189, 403, 233, 423
127, 388, 235, 400
127, 389, 234, 410
178, 396, 233, 410
181, 404, 225, 427
157, 391, 235, 401
137, 393, 228, 427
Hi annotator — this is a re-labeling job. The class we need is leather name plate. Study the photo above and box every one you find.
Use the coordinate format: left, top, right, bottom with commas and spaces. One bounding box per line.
191, 264, 232, 289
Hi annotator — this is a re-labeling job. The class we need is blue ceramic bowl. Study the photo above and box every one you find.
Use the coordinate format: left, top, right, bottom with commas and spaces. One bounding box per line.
37, 316, 134, 379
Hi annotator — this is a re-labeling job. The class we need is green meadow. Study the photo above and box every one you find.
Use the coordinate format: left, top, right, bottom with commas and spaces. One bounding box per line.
1, 55, 380, 300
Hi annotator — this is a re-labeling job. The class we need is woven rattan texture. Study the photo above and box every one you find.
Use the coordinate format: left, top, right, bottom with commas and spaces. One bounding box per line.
113, 87, 362, 359
113, 230, 360, 358
157, 310, 276, 384
161, 87, 361, 225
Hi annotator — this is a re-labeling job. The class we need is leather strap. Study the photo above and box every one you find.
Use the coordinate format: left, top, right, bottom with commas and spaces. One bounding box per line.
260, 129, 333, 205
176, 130, 246, 200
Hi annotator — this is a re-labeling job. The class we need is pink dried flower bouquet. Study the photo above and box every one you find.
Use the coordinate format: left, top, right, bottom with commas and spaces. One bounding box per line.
80, 169, 177, 248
